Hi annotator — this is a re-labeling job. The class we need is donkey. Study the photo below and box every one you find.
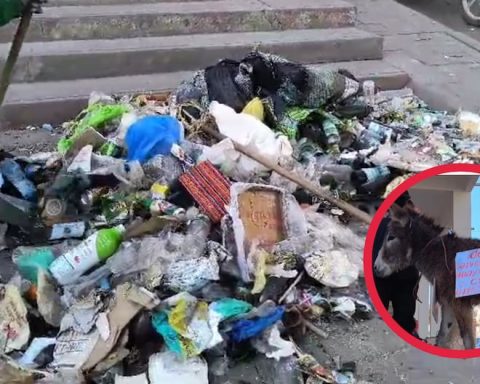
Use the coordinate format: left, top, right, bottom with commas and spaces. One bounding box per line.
374, 203, 480, 350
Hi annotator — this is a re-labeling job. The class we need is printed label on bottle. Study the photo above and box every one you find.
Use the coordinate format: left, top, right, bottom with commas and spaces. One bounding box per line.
49, 233, 99, 285
363, 166, 390, 183
50, 222, 86, 240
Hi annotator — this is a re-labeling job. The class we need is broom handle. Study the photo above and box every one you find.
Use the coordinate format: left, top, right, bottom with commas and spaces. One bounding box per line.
201, 126, 373, 224
0, 1, 34, 107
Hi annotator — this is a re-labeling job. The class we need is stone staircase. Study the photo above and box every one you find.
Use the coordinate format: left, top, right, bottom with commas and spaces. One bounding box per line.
0, 0, 410, 128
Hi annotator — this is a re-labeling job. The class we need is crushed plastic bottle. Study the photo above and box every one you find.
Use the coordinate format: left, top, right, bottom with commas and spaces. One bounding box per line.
180, 214, 211, 259
49, 225, 125, 285
0, 159, 37, 201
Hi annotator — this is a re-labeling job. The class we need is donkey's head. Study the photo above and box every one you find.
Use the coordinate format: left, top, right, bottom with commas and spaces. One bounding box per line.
374, 204, 417, 278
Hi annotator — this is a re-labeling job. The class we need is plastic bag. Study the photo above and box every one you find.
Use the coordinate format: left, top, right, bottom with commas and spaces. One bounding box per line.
252, 324, 296, 360
148, 351, 208, 384
207, 102, 293, 179
459, 111, 480, 137
12, 247, 56, 284
125, 116, 183, 163
58, 103, 129, 154
164, 251, 220, 292
304, 209, 364, 275
304, 250, 358, 288
242, 98, 265, 121
230, 306, 285, 342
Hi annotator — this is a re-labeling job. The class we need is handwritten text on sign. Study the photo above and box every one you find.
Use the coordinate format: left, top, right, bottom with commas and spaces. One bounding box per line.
455, 248, 480, 298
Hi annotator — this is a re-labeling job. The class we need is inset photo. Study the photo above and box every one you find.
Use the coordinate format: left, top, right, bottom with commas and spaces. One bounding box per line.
365, 164, 480, 356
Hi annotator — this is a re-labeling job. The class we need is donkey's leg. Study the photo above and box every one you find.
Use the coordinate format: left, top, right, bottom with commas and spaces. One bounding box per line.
436, 304, 455, 347
452, 302, 476, 350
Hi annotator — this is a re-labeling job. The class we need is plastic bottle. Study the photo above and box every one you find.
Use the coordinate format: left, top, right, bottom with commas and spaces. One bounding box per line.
367, 121, 393, 142
319, 164, 353, 185
0, 159, 37, 201
297, 139, 323, 164
355, 128, 382, 150
150, 199, 186, 218
182, 214, 211, 259
322, 118, 340, 146
49, 225, 125, 285
362, 80, 375, 106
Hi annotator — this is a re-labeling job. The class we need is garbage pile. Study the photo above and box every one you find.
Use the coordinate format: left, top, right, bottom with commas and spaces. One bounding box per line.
0, 50, 478, 384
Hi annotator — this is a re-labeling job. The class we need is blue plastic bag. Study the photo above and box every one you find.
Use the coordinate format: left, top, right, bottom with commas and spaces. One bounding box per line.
210, 298, 253, 320
126, 116, 182, 163
230, 306, 285, 342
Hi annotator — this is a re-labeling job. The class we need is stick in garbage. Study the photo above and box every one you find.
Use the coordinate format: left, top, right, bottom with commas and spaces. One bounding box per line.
201, 126, 373, 224
0, 2, 34, 107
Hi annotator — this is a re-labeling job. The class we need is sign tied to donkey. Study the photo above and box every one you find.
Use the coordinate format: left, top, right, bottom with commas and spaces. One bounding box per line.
455, 248, 480, 298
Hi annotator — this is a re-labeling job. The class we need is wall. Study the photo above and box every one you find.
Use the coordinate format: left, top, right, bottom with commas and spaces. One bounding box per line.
409, 189, 453, 228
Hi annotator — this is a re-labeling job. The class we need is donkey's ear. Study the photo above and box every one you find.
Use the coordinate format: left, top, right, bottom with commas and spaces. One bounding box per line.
390, 203, 409, 226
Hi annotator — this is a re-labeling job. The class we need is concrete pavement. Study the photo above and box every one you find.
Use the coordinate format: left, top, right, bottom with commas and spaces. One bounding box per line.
350, 0, 480, 113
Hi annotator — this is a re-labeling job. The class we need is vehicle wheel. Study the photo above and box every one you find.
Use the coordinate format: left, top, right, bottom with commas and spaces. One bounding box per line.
462, 0, 480, 27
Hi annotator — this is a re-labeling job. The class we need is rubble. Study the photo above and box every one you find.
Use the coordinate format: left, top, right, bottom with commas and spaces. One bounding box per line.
0, 50, 477, 383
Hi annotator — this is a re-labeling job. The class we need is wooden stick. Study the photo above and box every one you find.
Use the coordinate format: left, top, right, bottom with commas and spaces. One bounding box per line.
304, 318, 329, 338
0, 2, 34, 107
202, 126, 373, 224
279, 270, 305, 304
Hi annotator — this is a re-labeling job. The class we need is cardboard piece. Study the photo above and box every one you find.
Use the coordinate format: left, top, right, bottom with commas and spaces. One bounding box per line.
228, 183, 308, 283
237, 188, 286, 251
82, 284, 159, 370
0, 356, 35, 384
66, 128, 107, 159
0, 285, 30, 353
52, 330, 100, 370
67, 145, 93, 173
455, 248, 480, 297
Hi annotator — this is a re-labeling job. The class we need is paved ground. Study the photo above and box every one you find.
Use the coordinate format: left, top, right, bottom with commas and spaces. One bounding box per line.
398, 0, 480, 41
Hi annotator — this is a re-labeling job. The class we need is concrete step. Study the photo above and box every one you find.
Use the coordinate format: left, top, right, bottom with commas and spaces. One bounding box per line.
3, 28, 383, 83
47, 0, 216, 5
0, 60, 410, 129
0, 0, 356, 43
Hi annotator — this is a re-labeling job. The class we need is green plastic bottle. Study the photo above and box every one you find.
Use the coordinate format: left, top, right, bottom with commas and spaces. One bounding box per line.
49, 225, 124, 285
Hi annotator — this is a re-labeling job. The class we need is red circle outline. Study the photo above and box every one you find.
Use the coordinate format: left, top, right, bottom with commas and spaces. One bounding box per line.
364, 163, 480, 358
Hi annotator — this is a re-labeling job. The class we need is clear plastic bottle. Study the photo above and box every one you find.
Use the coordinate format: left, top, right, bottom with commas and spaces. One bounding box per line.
0, 159, 37, 201
182, 214, 211, 259
49, 225, 125, 285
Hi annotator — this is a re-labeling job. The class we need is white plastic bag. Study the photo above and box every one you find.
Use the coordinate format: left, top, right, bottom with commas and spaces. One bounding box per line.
205, 102, 293, 180
148, 351, 208, 384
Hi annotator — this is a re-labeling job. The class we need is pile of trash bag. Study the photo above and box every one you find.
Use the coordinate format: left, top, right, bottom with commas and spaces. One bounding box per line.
0, 50, 479, 384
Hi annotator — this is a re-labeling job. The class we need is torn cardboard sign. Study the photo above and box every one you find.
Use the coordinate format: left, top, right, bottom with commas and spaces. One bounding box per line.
0, 285, 30, 353
228, 183, 307, 282
82, 284, 160, 370
52, 330, 100, 371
